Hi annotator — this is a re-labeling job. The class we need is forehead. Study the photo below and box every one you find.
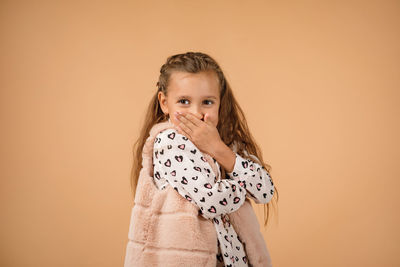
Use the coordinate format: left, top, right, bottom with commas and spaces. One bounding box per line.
168, 71, 220, 98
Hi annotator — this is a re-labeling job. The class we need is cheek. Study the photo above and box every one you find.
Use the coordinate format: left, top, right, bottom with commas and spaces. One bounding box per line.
207, 112, 219, 126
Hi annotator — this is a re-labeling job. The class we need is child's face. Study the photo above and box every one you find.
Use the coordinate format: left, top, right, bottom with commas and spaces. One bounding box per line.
158, 71, 220, 128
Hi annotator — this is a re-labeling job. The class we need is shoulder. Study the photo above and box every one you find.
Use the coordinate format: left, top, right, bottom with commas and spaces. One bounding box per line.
154, 128, 196, 150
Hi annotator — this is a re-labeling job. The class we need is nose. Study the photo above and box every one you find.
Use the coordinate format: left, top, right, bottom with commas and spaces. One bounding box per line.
190, 109, 203, 121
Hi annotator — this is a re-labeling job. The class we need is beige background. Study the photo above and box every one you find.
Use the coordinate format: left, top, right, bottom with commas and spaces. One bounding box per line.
1, 0, 399, 266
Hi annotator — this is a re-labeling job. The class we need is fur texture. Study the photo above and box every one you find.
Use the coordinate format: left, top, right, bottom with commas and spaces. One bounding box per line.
124, 120, 273, 267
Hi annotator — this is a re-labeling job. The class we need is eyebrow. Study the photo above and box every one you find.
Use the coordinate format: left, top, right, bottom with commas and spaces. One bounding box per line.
177, 95, 218, 100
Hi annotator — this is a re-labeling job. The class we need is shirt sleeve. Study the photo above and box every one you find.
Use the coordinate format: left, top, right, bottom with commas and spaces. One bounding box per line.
226, 152, 275, 204
153, 128, 247, 220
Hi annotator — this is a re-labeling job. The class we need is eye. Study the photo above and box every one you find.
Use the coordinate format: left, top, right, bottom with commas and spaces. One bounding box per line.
204, 100, 214, 105
178, 99, 189, 104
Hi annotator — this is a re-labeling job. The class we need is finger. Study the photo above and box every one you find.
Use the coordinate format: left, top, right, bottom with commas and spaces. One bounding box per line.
204, 113, 210, 125
174, 123, 182, 134
177, 119, 193, 137
174, 114, 193, 138
176, 124, 192, 140
182, 112, 202, 127
173, 112, 186, 129
176, 112, 197, 131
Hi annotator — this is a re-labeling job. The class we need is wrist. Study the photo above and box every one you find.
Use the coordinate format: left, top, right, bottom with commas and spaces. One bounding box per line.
210, 141, 227, 158
212, 141, 236, 173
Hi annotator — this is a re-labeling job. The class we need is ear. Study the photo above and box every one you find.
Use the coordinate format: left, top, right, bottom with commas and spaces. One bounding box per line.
157, 91, 169, 114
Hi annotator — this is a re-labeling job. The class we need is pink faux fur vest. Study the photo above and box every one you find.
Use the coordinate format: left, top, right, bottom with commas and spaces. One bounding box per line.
124, 120, 273, 267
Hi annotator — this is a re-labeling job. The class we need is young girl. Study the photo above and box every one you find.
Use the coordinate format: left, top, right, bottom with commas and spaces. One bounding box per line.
125, 52, 279, 267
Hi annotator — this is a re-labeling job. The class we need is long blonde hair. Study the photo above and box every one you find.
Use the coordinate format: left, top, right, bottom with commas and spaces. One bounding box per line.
130, 51, 279, 227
